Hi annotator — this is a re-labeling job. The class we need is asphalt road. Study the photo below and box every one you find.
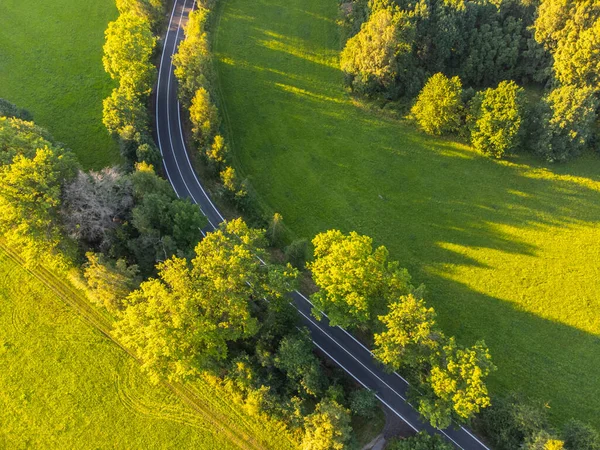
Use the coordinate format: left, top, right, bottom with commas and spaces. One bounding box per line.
154, 1, 492, 448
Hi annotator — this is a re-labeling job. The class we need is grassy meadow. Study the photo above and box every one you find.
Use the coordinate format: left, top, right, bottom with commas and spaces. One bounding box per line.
0, 0, 121, 169
0, 245, 298, 450
214, 0, 600, 428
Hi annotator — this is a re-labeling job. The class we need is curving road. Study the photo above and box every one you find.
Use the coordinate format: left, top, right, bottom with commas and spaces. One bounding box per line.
155, 1, 491, 448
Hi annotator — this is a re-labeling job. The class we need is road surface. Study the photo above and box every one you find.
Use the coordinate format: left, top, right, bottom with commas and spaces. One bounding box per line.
154, 1, 491, 448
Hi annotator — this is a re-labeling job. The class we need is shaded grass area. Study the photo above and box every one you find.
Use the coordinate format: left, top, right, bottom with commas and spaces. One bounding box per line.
0, 246, 296, 450
214, 0, 600, 428
0, 0, 121, 169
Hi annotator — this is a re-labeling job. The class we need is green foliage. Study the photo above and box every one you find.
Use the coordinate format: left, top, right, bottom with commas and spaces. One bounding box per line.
173, 7, 212, 105
308, 230, 412, 329
534, 0, 600, 89
0, 117, 78, 264
284, 239, 310, 269
116, 0, 164, 27
525, 431, 565, 450
274, 331, 327, 397
374, 294, 439, 371
127, 164, 207, 274
387, 431, 453, 450
475, 393, 549, 450
0, 98, 32, 121
418, 338, 495, 428
411, 73, 463, 135
534, 84, 598, 162
102, 12, 156, 96
349, 389, 378, 419
115, 219, 297, 383
83, 252, 140, 313
469, 80, 526, 158
563, 420, 600, 450
102, 86, 150, 140
190, 87, 220, 149
340, 6, 415, 95
302, 398, 353, 450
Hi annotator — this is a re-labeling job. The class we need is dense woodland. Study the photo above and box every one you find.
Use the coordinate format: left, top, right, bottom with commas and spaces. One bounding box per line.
2, 0, 600, 448
340, 0, 599, 161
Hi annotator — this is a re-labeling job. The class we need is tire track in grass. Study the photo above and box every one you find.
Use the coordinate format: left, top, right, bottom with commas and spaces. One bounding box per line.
0, 242, 268, 450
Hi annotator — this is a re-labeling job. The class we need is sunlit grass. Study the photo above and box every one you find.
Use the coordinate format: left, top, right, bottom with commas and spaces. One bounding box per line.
0, 0, 121, 169
215, 0, 600, 428
0, 249, 240, 449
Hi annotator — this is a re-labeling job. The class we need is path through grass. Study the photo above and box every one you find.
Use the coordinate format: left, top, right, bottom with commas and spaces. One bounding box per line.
214, 0, 600, 428
0, 0, 121, 169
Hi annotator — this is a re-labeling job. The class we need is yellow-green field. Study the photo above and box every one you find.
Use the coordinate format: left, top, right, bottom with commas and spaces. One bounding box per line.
0, 0, 121, 169
214, 0, 600, 427
0, 246, 296, 450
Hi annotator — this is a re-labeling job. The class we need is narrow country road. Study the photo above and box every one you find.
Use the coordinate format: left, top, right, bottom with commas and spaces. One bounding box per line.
155, 1, 491, 448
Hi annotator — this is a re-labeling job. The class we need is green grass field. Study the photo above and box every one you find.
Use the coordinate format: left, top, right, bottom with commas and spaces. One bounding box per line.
0, 246, 299, 450
0, 0, 121, 169
214, 0, 600, 428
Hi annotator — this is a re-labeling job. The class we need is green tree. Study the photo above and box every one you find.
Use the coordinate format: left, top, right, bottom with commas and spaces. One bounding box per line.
374, 294, 439, 371
469, 80, 526, 158
387, 431, 453, 450
206, 134, 228, 170
173, 7, 211, 105
284, 238, 310, 269
114, 219, 297, 382
102, 86, 150, 140
302, 398, 353, 450
411, 73, 464, 135
274, 332, 327, 397
190, 87, 220, 149
308, 230, 413, 330
476, 392, 548, 450
418, 338, 495, 428
349, 389, 378, 419
116, 0, 164, 27
83, 252, 140, 313
526, 431, 565, 450
534, 0, 600, 89
103, 12, 156, 96
0, 134, 77, 263
535, 84, 598, 162
563, 420, 600, 450
340, 6, 415, 94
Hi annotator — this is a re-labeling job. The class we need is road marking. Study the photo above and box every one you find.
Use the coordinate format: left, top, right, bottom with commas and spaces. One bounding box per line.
309, 338, 419, 433
156, 1, 485, 447
155, 0, 183, 198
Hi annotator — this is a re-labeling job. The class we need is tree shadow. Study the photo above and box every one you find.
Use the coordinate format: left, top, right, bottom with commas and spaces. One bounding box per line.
215, 0, 600, 428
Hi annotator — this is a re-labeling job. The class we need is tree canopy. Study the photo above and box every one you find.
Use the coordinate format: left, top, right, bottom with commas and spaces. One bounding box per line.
308, 230, 413, 329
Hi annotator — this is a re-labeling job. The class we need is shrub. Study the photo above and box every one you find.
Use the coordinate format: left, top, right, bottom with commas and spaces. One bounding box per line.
469, 80, 526, 158
411, 73, 464, 135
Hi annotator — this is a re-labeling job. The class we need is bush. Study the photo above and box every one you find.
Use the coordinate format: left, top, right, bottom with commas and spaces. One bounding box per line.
0, 98, 33, 121
411, 73, 464, 135
475, 393, 548, 450
469, 80, 526, 158
284, 239, 310, 269
563, 420, 600, 450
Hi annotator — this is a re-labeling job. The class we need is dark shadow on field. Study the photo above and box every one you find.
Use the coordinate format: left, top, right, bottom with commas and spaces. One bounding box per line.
215, 0, 600, 427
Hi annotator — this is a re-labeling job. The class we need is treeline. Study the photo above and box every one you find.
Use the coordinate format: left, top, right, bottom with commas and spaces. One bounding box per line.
172, 0, 271, 223
340, 0, 599, 162
102, 0, 164, 169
